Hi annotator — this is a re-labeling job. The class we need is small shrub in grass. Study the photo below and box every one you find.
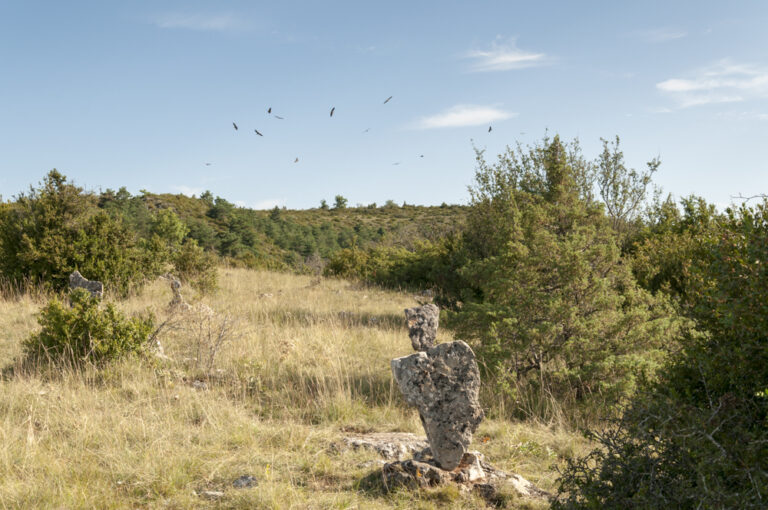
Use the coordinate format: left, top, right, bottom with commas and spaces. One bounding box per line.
172, 239, 218, 293
24, 288, 155, 365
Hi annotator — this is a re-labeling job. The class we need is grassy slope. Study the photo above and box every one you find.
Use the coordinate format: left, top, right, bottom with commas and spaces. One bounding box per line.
148, 193, 468, 263
0, 269, 588, 509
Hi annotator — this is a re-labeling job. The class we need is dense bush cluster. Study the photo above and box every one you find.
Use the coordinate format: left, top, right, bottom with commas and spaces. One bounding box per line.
0, 171, 217, 294
555, 202, 768, 508
23, 288, 155, 365
97, 183, 465, 273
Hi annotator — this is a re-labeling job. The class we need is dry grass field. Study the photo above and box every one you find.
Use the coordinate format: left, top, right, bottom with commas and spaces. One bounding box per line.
0, 268, 589, 509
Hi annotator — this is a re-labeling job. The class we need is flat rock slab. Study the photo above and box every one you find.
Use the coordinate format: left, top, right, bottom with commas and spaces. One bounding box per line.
69, 270, 103, 299
341, 432, 429, 460
404, 304, 439, 351
391, 341, 484, 470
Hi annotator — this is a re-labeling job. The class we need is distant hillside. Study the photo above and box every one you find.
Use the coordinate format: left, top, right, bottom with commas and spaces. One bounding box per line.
98, 188, 468, 271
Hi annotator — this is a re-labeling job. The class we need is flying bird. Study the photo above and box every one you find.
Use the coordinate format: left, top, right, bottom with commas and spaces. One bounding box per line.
233, 122, 238, 130
254, 129, 263, 136
267, 107, 272, 114
488, 126, 492, 132
294, 157, 299, 163
383, 96, 393, 104
362, 128, 370, 133
392, 162, 401, 166
274, 115, 284, 120
205, 162, 212, 166
330, 107, 335, 117
419, 155, 424, 158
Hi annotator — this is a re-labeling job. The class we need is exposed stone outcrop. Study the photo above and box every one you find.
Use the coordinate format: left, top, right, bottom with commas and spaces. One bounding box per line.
340, 432, 429, 460
168, 277, 192, 311
391, 341, 484, 470
69, 271, 103, 299
404, 304, 439, 351
382, 450, 501, 489
381, 448, 550, 503
379, 304, 548, 502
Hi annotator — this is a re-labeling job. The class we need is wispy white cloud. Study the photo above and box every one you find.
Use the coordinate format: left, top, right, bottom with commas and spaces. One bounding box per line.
413, 104, 516, 129
657, 60, 768, 108
463, 38, 548, 72
633, 27, 687, 43
244, 198, 285, 210
153, 13, 248, 32
715, 111, 768, 121
173, 185, 204, 197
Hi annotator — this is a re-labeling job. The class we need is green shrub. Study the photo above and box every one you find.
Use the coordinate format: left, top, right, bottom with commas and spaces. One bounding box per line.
172, 239, 218, 293
24, 288, 154, 365
444, 137, 680, 423
0, 170, 155, 295
556, 201, 768, 508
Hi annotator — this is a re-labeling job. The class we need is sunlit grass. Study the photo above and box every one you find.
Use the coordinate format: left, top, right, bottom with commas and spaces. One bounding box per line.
0, 268, 589, 508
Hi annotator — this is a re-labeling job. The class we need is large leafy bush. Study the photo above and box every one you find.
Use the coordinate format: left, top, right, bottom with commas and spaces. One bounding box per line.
446, 136, 680, 421
0, 170, 150, 294
556, 201, 768, 508
0, 170, 218, 294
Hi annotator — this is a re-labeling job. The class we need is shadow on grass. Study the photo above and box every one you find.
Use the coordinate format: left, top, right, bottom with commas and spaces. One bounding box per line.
354, 468, 389, 498
232, 363, 407, 423
259, 307, 405, 331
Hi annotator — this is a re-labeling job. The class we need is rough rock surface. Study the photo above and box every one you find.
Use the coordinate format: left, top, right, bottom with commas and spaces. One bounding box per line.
404, 304, 439, 351
168, 277, 192, 311
391, 341, 484, 470
382, 450, 550, 503
69, 271, 103, 299
341, 432, 429, 460
232, 475, 258, 488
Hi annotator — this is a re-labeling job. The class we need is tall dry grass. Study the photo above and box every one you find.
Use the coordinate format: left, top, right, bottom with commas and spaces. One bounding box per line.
0, 268, 589, 509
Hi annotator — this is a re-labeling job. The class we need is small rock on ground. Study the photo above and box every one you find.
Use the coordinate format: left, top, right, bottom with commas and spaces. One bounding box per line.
232, 475, 258, 488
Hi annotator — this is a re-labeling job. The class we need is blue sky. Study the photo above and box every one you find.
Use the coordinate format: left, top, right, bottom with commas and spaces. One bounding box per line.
1, 1, 767, 210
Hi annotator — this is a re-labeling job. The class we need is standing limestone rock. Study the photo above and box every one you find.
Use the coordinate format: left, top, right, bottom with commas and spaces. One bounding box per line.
404, 304, 439, 351
168, 277, 192, 311
391, 341, 484, 470
69, 271, 103, 299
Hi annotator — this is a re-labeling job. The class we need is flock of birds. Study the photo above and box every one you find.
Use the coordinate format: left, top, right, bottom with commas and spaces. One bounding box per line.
214, 95, 496, 167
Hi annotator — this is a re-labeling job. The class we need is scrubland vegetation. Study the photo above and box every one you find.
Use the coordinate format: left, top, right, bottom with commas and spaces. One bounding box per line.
0, 269, 585, 508
1, 134, 766, 508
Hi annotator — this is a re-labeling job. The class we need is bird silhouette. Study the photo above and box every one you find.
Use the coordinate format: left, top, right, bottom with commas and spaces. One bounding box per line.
274, 115, 284, 120
254, 129, 263, 136
233, 122, 238, 130
294, 157, 299, 163
330, 107, 335, 117
488, 126, 492, 132
383, 96, 393, 104
267, 107, 272, 114
392, 162, 401, 166
362, 128, 370, 133
205, 163, 212, 166
419, 155, 424, 158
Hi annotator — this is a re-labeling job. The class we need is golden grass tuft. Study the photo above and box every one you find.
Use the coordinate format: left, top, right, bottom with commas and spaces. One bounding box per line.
0, 268, 590, 508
